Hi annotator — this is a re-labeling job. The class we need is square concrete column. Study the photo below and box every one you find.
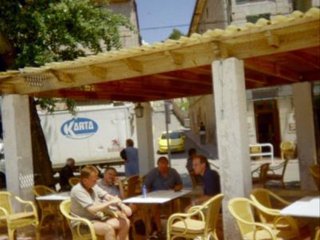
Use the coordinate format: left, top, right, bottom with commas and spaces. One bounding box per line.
136, 102, 155, 176
292, 82, 317, 190
1, 95, 34, 201
212, 58, 251, 239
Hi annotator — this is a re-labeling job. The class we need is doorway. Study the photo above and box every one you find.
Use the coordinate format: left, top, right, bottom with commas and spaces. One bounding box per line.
254, 100, 281, 157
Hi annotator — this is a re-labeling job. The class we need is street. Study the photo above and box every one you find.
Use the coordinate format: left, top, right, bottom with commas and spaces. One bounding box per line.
152, 108, 210, 188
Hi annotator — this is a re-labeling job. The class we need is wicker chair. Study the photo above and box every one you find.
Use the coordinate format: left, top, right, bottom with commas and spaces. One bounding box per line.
32, 185, 57, 226
32, 185, 66, 235
314, 227, 320, 240
250, 188, 303, 236
126, 175, 141, 198
68, 177, 81, 187
228, 197, 299, 240
250, 145, 263, 160
252, 163, 270, 187
59, 199, 114, 240
167, 193, 223, 240
309, 164, 320, 191
280, 141, 296, 160
265, 159, 289, 188
0, 191, 40, 240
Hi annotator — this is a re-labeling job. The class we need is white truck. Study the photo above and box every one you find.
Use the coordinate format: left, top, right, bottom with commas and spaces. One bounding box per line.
39, 103, 135, 169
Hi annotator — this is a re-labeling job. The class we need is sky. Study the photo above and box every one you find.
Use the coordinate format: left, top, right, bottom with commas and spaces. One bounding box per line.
135, 0, 196, 44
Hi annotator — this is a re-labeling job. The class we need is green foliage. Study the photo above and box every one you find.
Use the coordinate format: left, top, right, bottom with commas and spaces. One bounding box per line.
168, 28, 184, 40
0, 0, 133, 112
36, 98, 58, 113
0, 0, 132, 68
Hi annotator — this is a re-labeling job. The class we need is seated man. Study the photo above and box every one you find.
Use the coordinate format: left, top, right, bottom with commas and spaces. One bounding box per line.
191, 154, 221, 205
59, 158, 76, 191
97, 167, 125, 199
144, 156, 183, 192
186, 148, 202, 187
70, 165, 131, 240
144, 156, 183, 235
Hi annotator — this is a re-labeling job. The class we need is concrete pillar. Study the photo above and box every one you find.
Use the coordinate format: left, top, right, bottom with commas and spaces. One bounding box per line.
212, 58, 251, 239
136, 102, 154, 176
292, 82, 317, 190
1, 95, 34, 201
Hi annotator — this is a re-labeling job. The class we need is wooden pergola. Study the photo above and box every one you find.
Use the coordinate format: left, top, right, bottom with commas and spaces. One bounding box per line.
0, 8, 319, 239
0, 8, 319, 102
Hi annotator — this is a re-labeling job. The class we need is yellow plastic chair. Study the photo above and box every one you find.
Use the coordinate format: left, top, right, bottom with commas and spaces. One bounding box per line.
0, 191, 40, 240
265, 159, 289, 188
309, 164, 320, 191
59, 199, 111, 240
252, 163, 270, 187
228, 197, 299, 240
167, 193, 223, 240
280, 141, 296, 160
250, 188, 305, 235
68, 177, 80, 187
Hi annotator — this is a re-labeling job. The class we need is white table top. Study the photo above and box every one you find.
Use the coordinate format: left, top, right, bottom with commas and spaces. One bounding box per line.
123, 189, 191, 204
36, 191, 70, 201
280, 196, 320, 218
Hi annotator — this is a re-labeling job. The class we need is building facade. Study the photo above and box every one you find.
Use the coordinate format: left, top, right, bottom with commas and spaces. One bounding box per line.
188, 0, 320, 157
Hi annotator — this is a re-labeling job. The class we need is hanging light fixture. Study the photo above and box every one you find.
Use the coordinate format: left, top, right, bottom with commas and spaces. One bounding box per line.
134, 103, 144, 118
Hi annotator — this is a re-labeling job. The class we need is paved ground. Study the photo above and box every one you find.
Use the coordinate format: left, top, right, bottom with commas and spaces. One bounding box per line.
0, 108, 303, 239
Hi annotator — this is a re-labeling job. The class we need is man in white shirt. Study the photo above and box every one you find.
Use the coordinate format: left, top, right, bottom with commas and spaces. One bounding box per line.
71, 165, 131, 240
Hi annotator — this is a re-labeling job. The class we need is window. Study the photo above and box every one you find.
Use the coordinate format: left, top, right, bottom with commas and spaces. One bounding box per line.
246, 13, 271, 23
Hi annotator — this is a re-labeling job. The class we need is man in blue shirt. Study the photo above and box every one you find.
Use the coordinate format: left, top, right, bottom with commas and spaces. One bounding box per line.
144, 156, 182, 191
192, 154, 221, 205
121, 139, 139, 177
144, 156, 183, 237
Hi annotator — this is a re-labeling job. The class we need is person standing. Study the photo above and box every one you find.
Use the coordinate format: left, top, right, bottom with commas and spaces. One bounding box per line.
120, 139, 139, 177
59, 158, 76, 191
199, 122, 206, 145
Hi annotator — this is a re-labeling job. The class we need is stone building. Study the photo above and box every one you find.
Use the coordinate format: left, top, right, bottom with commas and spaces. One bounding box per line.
188, 0, 320, 158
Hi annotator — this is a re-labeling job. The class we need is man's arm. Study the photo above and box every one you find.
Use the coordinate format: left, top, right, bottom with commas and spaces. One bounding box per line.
102, 189, 132, 217
86, 198, 121, 215
172, 168, 183, 191
144, 170, 154, 191
116, 178, 125, 199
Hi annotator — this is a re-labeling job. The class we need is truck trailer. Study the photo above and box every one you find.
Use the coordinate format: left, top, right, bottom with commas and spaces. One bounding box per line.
39, 103, 135, 169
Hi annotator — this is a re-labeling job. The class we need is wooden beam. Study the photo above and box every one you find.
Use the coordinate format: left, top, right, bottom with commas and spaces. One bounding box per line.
287, 51, 320, 70
302, 71, 320, 81
245, 58, 301, 82
89, 65, 108, 79
50, 70, 74, 83
2, 16, 319, 100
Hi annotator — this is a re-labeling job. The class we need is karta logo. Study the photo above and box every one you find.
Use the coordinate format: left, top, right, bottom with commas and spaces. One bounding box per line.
61, 117, 98, 139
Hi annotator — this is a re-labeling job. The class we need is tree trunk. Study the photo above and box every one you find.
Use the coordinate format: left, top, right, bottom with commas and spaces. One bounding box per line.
29, 97, 55, 187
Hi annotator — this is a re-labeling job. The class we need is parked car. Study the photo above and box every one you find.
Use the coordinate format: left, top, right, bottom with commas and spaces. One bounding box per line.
158, 131, 186, 153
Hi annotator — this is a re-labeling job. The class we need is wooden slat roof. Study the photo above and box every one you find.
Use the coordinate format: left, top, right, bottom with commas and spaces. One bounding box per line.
0, 8, 319, 102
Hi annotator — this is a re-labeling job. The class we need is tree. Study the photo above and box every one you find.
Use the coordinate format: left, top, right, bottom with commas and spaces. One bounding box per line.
168, 28, 184, 40
0, 0, 133, 186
